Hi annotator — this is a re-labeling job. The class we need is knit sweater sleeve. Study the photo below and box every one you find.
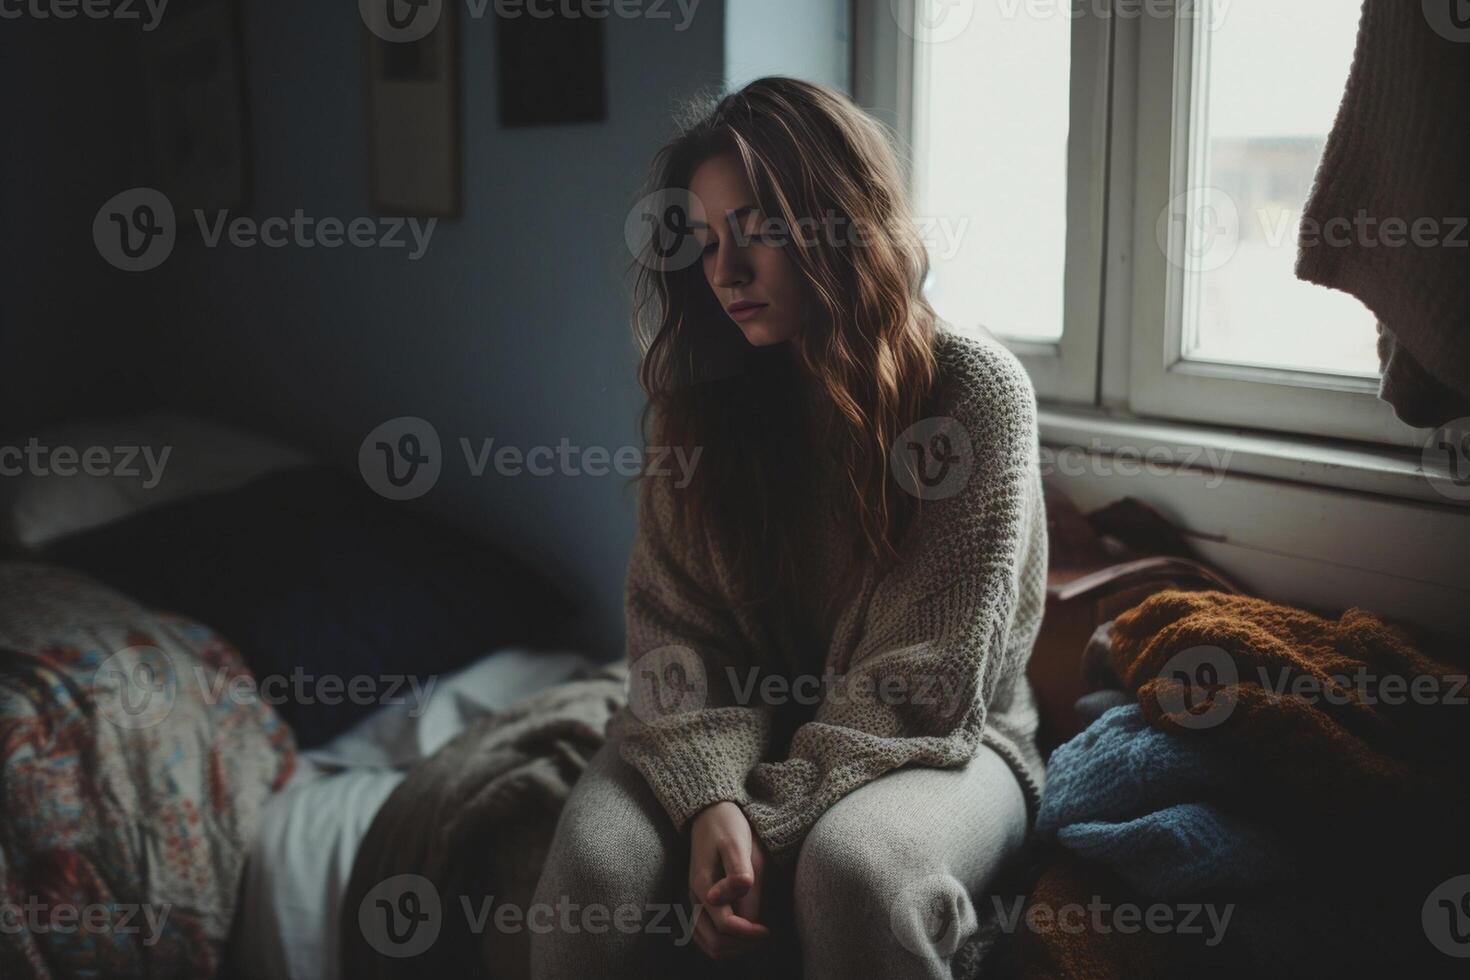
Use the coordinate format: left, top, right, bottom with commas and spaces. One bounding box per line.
614, 472, 774, 833
741, 339, 1049, 861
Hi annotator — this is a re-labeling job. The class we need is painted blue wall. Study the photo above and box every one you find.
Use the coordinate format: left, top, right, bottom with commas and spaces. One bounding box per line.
166, 0, 727, 657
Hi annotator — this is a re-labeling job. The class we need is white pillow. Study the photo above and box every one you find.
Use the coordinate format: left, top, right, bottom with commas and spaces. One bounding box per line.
0, 412, 314, 549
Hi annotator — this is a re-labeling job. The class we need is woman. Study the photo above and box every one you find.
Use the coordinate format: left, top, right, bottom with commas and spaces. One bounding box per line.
530, 77, 1047, 979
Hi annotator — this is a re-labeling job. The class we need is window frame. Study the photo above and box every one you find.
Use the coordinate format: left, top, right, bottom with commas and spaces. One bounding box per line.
1125, 3, 1425, 449
862, 0, 1110, 404
869, 0, 1433, 450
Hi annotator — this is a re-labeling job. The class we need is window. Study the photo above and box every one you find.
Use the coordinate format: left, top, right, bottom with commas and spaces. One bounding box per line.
879, 0, 1110, 403
882, 0, 1428, 449
912, 1, 1071, 345
1178, 0, 1376, 377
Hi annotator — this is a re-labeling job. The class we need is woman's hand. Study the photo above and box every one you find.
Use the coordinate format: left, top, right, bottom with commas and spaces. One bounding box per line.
687, 801, 771, 959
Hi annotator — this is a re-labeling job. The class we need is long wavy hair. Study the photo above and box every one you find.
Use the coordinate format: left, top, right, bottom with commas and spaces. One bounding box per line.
631, 77, 940, 667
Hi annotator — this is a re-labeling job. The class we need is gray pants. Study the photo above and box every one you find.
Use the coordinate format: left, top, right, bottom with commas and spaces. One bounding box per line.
528, 734, 1028, 979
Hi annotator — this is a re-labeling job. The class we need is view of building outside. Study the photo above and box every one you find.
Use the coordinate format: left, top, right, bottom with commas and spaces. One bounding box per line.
1186, 0, 1378, 377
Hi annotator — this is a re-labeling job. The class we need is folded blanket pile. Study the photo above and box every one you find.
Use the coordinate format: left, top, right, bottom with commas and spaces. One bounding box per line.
338, 665, 627, 980
1038, 705, 1297, 900
1007, 590, 1470, 978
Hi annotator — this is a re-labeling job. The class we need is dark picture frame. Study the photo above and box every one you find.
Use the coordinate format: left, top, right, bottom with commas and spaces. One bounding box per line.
363, 2, 464, 218
496, 8, 607, 127
140, 0, 251, 217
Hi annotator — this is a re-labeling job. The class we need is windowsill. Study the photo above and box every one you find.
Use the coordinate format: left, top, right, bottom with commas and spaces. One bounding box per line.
1037, 405, 1464, 509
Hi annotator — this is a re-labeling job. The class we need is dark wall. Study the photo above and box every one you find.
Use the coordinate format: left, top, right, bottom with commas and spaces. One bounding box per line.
1, 0, 726, 656
1, 18, 175, 430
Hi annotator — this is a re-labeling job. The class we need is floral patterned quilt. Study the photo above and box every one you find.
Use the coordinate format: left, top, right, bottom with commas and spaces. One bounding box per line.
0, 562, 296, 979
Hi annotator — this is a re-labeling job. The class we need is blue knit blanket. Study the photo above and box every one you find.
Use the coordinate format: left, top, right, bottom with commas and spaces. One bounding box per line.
1036, 705, 1297, 900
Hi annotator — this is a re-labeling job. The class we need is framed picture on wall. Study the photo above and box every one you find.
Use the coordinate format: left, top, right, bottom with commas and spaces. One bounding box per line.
496, 7, 606, 127
140, 0, 251, 217
362, 1, 463, 217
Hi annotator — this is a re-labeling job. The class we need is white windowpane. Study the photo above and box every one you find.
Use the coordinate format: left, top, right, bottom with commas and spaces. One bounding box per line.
913, 2, 1071, 343
1182, 0, 1377, 376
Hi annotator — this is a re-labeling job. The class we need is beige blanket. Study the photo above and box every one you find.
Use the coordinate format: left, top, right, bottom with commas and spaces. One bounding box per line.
338, 665, 627, 979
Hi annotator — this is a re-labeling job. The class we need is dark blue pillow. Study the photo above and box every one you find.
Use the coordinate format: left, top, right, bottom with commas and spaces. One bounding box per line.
44, 466, 588, 746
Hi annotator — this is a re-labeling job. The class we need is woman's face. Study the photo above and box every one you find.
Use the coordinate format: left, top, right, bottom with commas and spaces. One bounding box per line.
688, 153, 808, 347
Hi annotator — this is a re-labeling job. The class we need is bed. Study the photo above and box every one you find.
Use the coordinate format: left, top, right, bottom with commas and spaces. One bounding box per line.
0, 412, 594, 979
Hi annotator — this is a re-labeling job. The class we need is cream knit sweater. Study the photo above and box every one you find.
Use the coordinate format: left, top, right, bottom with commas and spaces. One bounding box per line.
617, 328, 1049, 862
1295, 0, 1470, 425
